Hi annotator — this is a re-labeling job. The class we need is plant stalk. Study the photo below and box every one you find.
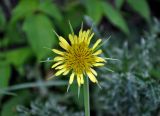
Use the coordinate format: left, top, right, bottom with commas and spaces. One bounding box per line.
83, 77, 90, 116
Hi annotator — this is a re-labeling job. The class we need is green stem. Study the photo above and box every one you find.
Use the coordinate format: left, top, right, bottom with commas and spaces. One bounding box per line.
83, 77, 90, 116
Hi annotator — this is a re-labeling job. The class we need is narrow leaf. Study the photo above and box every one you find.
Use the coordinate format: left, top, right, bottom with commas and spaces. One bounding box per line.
101, 1, 129, 35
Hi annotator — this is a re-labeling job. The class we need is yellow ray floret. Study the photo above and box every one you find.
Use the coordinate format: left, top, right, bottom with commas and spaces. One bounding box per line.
51, 28, 105, 87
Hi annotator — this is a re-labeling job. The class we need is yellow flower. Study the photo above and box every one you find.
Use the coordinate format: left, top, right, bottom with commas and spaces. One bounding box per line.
51, 28, 106, 87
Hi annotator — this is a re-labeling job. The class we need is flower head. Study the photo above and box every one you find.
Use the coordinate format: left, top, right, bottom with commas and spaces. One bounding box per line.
51, 27, 106, 87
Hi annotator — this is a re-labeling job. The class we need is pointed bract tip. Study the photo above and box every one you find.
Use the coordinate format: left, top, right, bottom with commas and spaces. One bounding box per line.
80, 21, 83, 31
46, 75, 55, 80
67, 84, 70, 93
68, 20, 74, 35
78, 86, 81, 98
52, 29, 59, 37
43, 46, 52, 51
97, 82, 102, 89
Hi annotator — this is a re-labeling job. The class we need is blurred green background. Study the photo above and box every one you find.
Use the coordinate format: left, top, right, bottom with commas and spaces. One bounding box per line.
0, 0, 160, 116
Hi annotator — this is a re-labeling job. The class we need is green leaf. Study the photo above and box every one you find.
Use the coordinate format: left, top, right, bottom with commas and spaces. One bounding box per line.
6, 47, 32, 67
67, 6, 84, 28
101, 1, 129, 35
1, 91, 31, 116
127, 0, 150, 21
0, 37, 10, 48
85, 0, 103, 24
38, 0, 62, 21
0, 63, 11, 88
115, 0, 124, 9
62, 5, 84, 35
11, 0, 38, 23
23, 14, 56, 60
0, 7, 6, 30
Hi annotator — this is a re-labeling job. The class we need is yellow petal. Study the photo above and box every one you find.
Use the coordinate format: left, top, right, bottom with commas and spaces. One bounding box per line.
80, 74, 84, 84
77, 75, 81, 87
54, 56, 64, 61
69, 34, 74, 44
74, 35, 78, 44
59, 42, 68, 50
87, 33, 94, 44
79, 22, 83, 38
69, 73, 75, 84
55, 64, 66, 69
55, 68, 66, 76
79, 31, 86, 42
93, 49, 102, 55
85, 29, 90, 39
79, 30, 84, 43
92, 39, 102, 50
63, 70, 70, 75
86, 72, 98, 83
52, 49, 64, 55
82, 31, 86, 42
59, 36, 70, 47
59, 36, 70, 50
85, 29, 91, 42
90, 68, 97, 76
79, 29, 83, 38
95, 57, 106, 62
83, 30, 90, 43
93, 63, 104, 67
51, 61, 63, 68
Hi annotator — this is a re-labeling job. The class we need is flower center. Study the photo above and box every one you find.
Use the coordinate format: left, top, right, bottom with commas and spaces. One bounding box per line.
64, 42, 95, 74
